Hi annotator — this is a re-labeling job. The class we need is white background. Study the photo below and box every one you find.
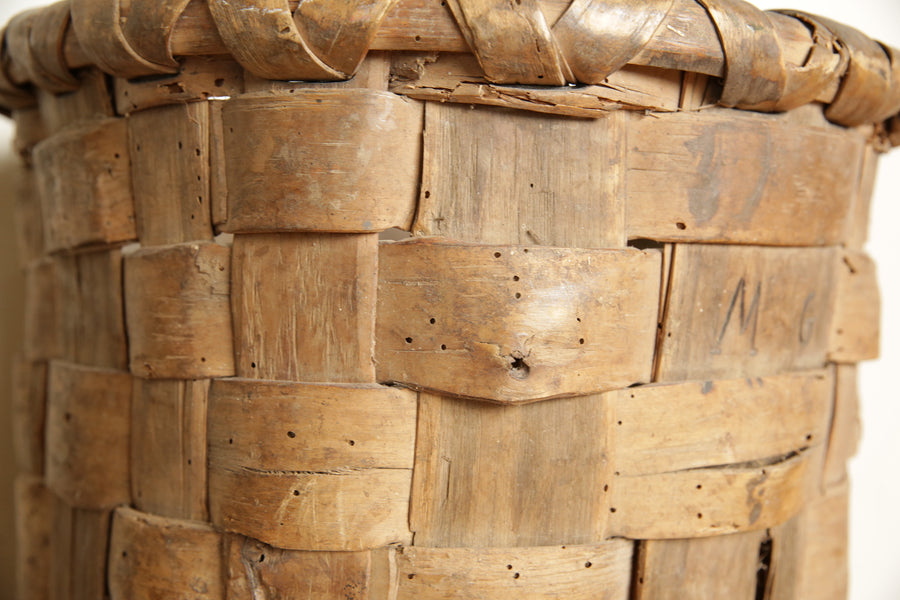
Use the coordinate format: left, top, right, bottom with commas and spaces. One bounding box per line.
0, 0, 897, 598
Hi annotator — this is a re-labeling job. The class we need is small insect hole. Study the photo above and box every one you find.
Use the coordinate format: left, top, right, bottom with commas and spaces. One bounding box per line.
603, 484, 609, 492
696, 484, 702, 489
414, 35, 422, 42
287, 431, 296, 438
177, 141, 183, 149
250, 362, 257, 368
494, 252, 502, 258
513, 572, 520, 579
507, 564, 513, 570
405, 337, 413, 343
440, 344, 447, 350
514, 292, 521, 299
584, 562, 592, 568
429, 318, 436, 324
293, 490, 300, 496
214, 78, 225, 87
697, 513, 703, 519
348, 440, 356, 446
676, 222, 687, 230
200, 357, 206, 362
513, 275, 520, 281
609, 507, 617, 513
258, 554, 265, 563
579, 338, 585, 344
424, 190, 431, 198
228, 438, 233, 444
407, 574, 416, 580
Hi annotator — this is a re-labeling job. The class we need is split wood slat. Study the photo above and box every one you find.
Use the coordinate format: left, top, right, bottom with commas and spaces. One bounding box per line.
625, 108, 862, 246
14, 476, 52, 600
225, 534, 373, 599
610, 370, 833, 476
242, 51, 393, 94
124, 241, 234, 379
769, 483, 849, 600
633, 530, 768, 600
208, 378, 416, 551
656, 244, 838, 382
231, 233, 378, 383
410, 392, 613, 548
115, 56, 244, 115
390, 541, 633, 600
208, 100, 228, 227
13, 168, 44, 266
822, 365, 861, 488
376, 240, 661, 403
219, 90, 421, 233
108, 507, 223, 600
131, 378, 210, 521
11, 108, 47, 163
11, 359, 47, 476
414, 101, 626, 247
45, 361, 132, 510
609, 450, 817, 539
33, 117, 135, 252
36, 69, 114, 136
71, 248, 128, 370
845, 145, 880, 249
50, 498, 112, 600
127, 102, 214, 246
23, 255, 75, 362
828, 250, 880, 363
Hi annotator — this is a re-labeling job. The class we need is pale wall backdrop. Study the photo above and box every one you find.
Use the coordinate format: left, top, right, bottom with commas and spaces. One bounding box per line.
0, 0, 897, 598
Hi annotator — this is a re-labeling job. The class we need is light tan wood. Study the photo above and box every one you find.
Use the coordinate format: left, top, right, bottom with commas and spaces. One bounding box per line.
50, 499, 112, 600
242, 50, 393, 94
124, 241, 234, 379
625, 107, 862, 245
45, 361, 132, 509
232, 233, 378, 382
822, 365, 861, 489
410, 392, 613, 547
634, 530, 767, 600
225, 534, 373, 599
828, 250, 880, 363
391, 541, 633, 600
14, 476, 52, 600
11, 359, 46, 476
219, 90, 421, 233
610, 370, 832, 476
127, 102, 214, 246
392, 53, 684, 117
656, 244, 838, 382
108, 506, 223, 600
208, 378, 415, 551
376, 239, 661, 403
71, 248, 128, 370
845, 145, 879, 249
115, 56, 244, 114
610, 450, 817, 540
413, 101, 626, 247
208, 99, 228, 227
131, 378, 209, 521
33, 117, 135, 252
36, 68, 114, 136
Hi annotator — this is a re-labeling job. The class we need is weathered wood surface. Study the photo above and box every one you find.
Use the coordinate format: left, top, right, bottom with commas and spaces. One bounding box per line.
12, 167, 44, 266
414, 101, 626, 247
656, 245, 837, 381
822, 366, 861, 488
845, 145, 879, 249
45, 361, 132, 510
36, 69, 114, 136
12, 359, 47, 476
23, 256, 73, 362
50, 498, 112, 600
232, 233, 378, 382
108, 507, 223, 600
131, 378, 210, 521
33, 117, 135, 252
220, 91, 421, 233
14, 476, 52, 600
390, 541, 634, 600
127, 102, 214, 246
625, 108, 862, 245
208, 379, 416, 551
828, 250, 880, 363
634, 530, 767, 600
411, 392, 613, 547
610, 371, 832, 476
124, 242, 234, 379
377, 240, 661, 403
225, 534, 373, 599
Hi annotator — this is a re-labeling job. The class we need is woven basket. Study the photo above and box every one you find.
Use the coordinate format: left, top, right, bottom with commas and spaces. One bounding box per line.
2, 0, 896, 598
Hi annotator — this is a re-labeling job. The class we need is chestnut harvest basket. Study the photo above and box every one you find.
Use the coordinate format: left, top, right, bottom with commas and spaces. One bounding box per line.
1, 0, 896, 598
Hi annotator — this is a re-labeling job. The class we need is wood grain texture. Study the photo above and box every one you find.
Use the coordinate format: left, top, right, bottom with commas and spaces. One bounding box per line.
208, 379, 415, 551
33, 117, 135, 252
410, 392, 613, 547
822, 365, 861, 489
12, 168, 44, 266
14, 476, 52, 600
127, 101, 214, 246
225, 534, 373, 599
131, 378, 210, 521
23, 256, 74, 363
220, 91, 421, 233
124, 242, 234, 379
610, 370, 832, 476
845, 145, 879, 249
36, 68, 114, 136
45, 361, 132, 510
414, 101, 626, 247
656, 244, 838, 382
108, 507, 223, 600
634, 530, 767, 600
625, 107, 863, 245
391, 541, 633, 600
828, 250, 880, 363
11, 359, 47, 476
232, 233, 378, 382
376, 239, 661, 403
49, 500, 112, 600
